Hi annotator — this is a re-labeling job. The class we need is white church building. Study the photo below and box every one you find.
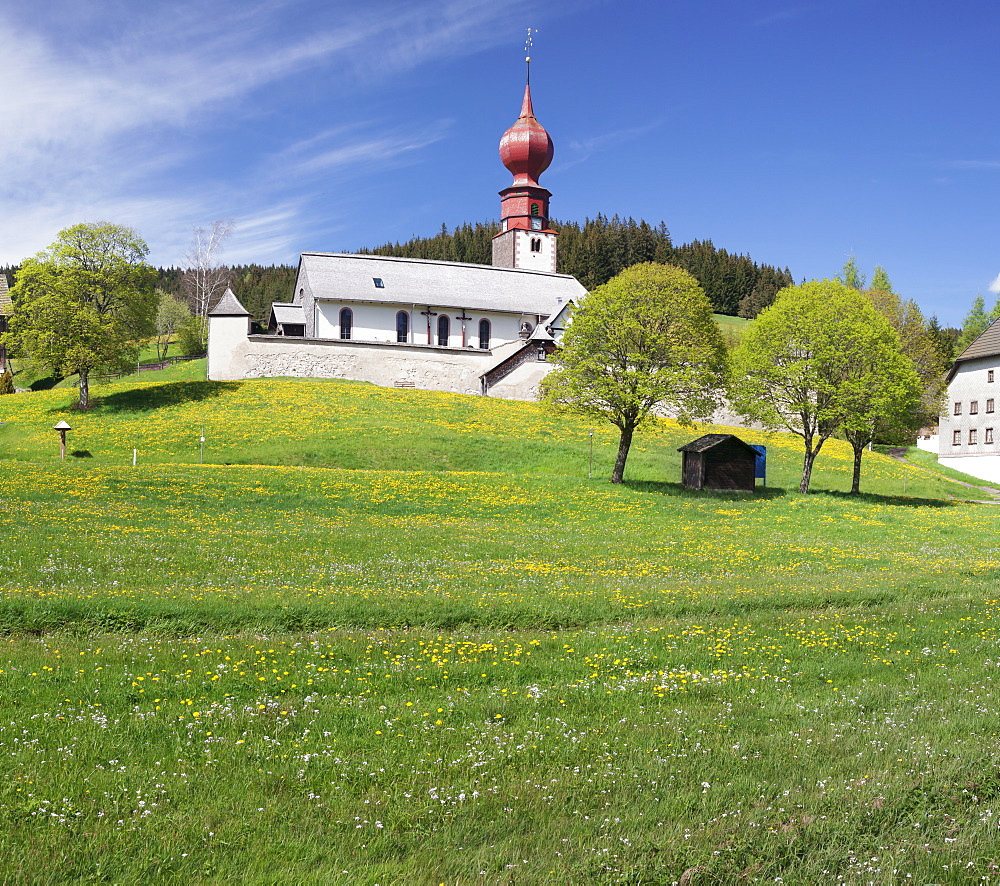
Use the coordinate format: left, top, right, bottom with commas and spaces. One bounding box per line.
207, 77, 585, 399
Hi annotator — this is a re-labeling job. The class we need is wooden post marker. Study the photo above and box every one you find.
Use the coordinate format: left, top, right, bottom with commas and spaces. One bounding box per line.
54, 420, 71, 460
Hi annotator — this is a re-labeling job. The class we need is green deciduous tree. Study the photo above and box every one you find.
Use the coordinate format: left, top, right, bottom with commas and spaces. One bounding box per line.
730, 279, 913, 493
541, 262, 728, 483
4, 222, 158, 409
154, 290, 192, 361
183, 219, 233, 348
864, 287, 948, 432
839, 343, 922, 495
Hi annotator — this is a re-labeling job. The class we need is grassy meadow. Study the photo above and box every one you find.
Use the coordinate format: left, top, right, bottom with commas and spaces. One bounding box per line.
2, 366, 1000, 883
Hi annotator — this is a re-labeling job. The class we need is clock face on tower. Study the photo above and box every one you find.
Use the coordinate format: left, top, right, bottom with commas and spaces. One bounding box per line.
530, 217, 542, 231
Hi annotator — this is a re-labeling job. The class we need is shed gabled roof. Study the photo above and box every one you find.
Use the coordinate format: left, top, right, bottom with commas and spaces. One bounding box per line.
296, 252, 586, 315
948, 318, 1000, 381
209, 288, 249, 317
269, 302, 305, 326
677, 433, 759, 455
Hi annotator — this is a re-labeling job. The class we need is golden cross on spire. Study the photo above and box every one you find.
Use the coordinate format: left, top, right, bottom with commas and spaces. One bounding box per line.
524, 27, 536, 84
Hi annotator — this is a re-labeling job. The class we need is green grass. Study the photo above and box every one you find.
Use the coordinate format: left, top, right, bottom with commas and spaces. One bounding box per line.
2, 368, 1000, 883
894, 444, 1000, 492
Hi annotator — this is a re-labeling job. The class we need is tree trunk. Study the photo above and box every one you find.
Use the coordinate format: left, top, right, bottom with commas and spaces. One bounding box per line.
78, 370, 90, 410
799, 440, 817, 494
611, 421, 635, 484
850, 442, 864, 495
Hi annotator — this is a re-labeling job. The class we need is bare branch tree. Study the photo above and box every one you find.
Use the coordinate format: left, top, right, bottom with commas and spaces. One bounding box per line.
183, 219, 233, 345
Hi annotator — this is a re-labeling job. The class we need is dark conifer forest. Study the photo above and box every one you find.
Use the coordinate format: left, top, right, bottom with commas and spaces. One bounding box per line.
360, 215, 795, 319
4, 217, 796, 324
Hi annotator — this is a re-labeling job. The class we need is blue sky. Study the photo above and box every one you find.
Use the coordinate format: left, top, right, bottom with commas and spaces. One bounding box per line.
3, 0, 1000, 326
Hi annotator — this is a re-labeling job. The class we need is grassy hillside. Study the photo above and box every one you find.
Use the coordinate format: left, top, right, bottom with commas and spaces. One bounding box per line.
0, 359, 958, 499
3, 370, 1000, 883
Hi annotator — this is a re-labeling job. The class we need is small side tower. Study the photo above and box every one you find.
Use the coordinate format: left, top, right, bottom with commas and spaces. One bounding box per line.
492, 63, 557, 272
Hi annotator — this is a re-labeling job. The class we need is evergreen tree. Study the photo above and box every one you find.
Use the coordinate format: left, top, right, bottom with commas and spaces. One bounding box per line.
956, 295, 993, 354
870, 265, 893, 292
838, 256, 866, 290
927, 315, 957, 364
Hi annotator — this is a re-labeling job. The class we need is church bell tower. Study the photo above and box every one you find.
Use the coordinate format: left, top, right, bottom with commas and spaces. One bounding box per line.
492, 56, 557, 272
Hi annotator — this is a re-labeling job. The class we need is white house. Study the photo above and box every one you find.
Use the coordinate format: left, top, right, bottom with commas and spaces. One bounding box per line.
939, 318, 1000, 483
207, 75, 584, 401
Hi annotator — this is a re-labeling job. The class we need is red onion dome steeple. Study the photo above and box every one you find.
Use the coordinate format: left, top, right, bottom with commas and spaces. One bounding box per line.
498, 83, 553, 187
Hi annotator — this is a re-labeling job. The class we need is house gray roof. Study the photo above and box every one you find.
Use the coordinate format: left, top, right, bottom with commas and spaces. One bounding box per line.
209, 288, 249, 317
948, 318, 1000, 381
296, 252, 586, 315
270, 302, 305, 325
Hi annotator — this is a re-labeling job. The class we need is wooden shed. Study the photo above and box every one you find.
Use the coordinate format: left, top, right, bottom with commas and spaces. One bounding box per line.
678, 434, 758, 492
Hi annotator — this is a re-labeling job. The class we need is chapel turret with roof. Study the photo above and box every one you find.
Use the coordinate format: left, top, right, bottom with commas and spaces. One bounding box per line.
492, 38, 558, 273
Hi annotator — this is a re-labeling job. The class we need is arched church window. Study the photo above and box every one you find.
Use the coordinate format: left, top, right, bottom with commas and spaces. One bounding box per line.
339, 308, 352, 340
478, 318, 491, 350
530, 238, 541, 252
396, 311, 409, 343
530, 203, 540, 216
437, 314, 450, 346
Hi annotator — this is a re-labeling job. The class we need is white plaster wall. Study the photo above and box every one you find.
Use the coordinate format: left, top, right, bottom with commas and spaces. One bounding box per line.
315, 301, 533, 349
509, 228, 557, 273
217, 335, 494, 396
915, 435, 939, 453
487, 360, 554, 401
938, 454, 1000, 485
940, 357, 1000, 456
207, 314, 250, 381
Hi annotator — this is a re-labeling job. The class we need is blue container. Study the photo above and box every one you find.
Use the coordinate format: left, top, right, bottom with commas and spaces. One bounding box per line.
750, 445, 766, 485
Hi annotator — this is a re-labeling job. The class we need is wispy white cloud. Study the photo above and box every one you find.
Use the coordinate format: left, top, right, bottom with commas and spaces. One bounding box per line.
751, 5, 819, 27
559, 121, 664, 172
946, 159, 1000, 170
0, 0, 542, 265
269, 122, 452, 181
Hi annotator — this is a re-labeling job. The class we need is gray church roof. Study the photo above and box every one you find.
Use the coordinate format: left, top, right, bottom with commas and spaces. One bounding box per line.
296, 252, 586, 315
948, 318, 1000, 381
209, 288, 249, 316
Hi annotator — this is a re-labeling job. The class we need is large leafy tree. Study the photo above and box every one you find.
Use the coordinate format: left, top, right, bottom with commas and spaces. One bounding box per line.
541, 262, 727, 483
864, 284, 948, 431
730, 280, 915, 493
839, 341, 922, 494
4, 222, 158, 408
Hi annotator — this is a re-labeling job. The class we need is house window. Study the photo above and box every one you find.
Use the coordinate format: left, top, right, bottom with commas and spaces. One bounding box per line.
990, 370, 995, 383
971, 401, 979, 415
530, 203, 540, 216
988, 428, 995, 445
954, 402, 962, 415
953, 430, 962, 446
970, 429, 978, 445
437, 314, 450, 346
530, 238, 541, 252
339, 307, 352, 340
989, 399, 995, 414
478, 318, 491, 350
396, 311, 409, 343
373, 278, 385, 289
